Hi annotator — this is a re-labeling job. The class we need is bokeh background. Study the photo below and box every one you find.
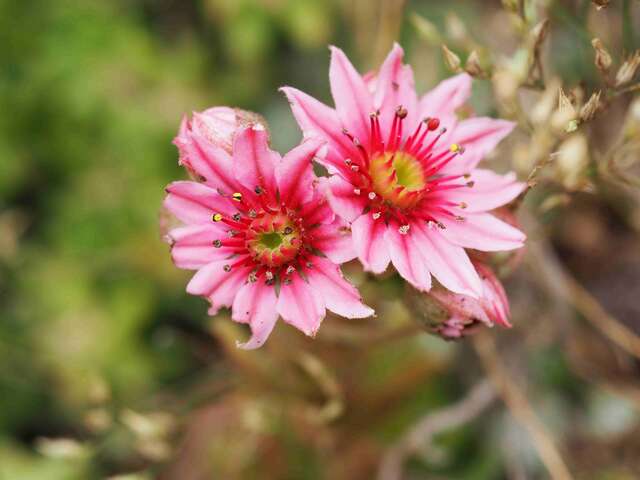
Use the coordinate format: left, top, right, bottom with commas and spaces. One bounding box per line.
2, 0, 640, 478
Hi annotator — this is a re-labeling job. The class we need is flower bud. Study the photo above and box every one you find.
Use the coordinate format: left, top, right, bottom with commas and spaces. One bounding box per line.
591, 38, 612, 74
173, 107, 267, 181
441, 44, 462, 73
615, 51, 640, 88
406, 263, 511, 340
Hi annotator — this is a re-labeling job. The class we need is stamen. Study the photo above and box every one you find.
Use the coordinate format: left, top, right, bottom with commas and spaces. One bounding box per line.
353, 188, 361, 195
368, 192, 377, 200
372, 211, 382, 220
398, 224, 410, 235
232, 192, 243, 202
286, 265, 295, 275
223, 264, 231, 272
212, 213, 223, 222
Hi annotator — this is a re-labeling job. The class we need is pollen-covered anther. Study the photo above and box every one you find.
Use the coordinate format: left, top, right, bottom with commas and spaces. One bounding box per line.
372, 211, 382, 220
398, 224, 410, 235
351, 165, 360, 172
459, 202, 468, 209
248, 272, 258, 283
286, 265, 295, 275
212, 213, 223, 222
231, 192, 243, 202
449, 143, 461, 153
265, 271, 274, 280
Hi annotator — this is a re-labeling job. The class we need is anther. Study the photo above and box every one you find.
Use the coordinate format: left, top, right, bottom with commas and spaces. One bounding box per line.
398, 224, 410, 235
459, 202, 468, 209
254, 186, 263, 195
395, 105, 408, 119
345, 158, 352, 166
248, 272, 257, 283
228, 230, 239, 237
232, 213, 241, 221
248, 209, 257, 218
351, 165, 360, 172
305, 261, 313, 268
265, 271, 274, 280
232, 192, 243, 202
283, 226, 293, 235
283, 278, 292, 285
368, 192, 377, 200
372, 211, 381, 220
439, 127, 447, 134
450, 143, 461, 153
213, 239, 222, 248
427, 118, 440, 131
353, 188, 361, 195
466, 181, 475, 188
223, 264, 231, 272
286, 265, 295, 275
455, 216, 466, 222
212, 213, 223, 222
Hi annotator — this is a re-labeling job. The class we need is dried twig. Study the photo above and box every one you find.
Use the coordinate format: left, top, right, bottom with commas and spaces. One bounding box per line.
378, 380, 495, 480
473, 333, 574, 480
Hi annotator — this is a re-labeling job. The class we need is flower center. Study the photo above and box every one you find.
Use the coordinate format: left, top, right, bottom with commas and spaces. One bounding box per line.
246, 212, 301, 267
369, 151, 426, 209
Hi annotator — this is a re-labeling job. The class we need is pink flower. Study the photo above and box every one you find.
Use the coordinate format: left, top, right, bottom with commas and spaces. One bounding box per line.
282, 44, 526, 298
427, 262, 512, 339
164, 121, 374, 349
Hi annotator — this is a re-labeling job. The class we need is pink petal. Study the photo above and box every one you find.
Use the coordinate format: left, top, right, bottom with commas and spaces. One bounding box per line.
191, 107, 237, 154
419, 73, 472, 123
232, 125, 279, 198
276, 138, 324, 208
186, 259, 252, 315
329, 46, 373, 146
167, 224, 230, 269
322, 176, 367, 223
232, 281, 279, 349
310, 217, 356, 264
277, 273, 326, 336
439, 169, 525, 213
306, 257, 374, 318
163, 181, 236, 224
446, 117, 515, 173
434, 212, 526, 251
385, 220, 432, 291
174, 128, 237, 192
351, 213, 390, 274
412, 222, 482, 298
280, 86, 355, 175
374, 43, 418, 132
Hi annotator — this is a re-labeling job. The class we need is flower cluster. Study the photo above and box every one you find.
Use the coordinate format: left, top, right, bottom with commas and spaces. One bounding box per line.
163, 44, 526, 348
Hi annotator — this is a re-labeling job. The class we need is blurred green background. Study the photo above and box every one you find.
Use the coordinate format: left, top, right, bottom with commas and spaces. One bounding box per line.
2, 0, 640, 479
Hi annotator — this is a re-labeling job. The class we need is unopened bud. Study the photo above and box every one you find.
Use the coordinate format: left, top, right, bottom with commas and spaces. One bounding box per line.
441, 44, 462, 73
465, 50, 484, 77
591, 38, 612, 74
557, 134, 589, 190
615, 51, 640, 87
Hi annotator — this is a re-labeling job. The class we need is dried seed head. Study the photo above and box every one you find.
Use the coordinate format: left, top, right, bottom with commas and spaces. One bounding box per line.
465, 50, 484, 77
615, 51, 640, 87
441, 44, 462, 73
579, 91, 601, 122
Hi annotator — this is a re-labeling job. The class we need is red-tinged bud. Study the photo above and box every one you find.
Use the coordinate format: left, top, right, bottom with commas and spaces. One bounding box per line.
406, 262, 511, 340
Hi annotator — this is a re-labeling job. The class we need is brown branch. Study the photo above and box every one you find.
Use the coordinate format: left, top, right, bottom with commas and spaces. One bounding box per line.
473, 333, 574, 480
378, 380, 496, 480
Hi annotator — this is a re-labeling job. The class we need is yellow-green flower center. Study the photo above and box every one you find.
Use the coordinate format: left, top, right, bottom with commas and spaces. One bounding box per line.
246, 213, 301, 267
369, 151, 426, 209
